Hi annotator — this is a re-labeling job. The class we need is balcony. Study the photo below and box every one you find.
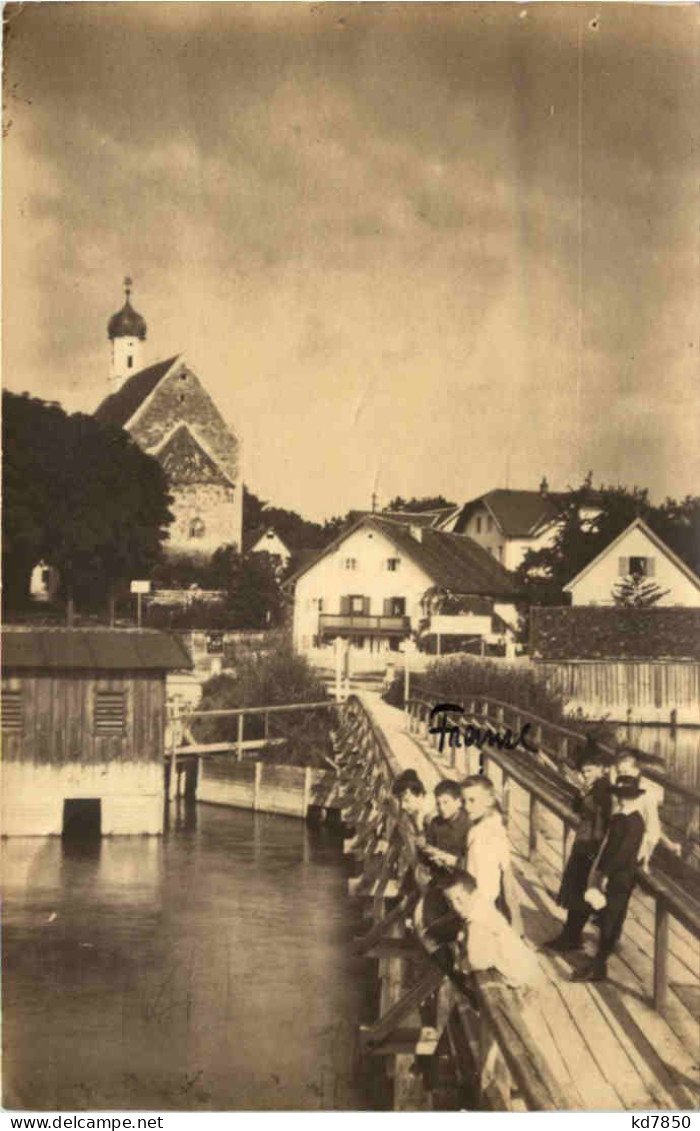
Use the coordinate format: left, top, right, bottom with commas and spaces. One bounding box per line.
319, 614, 411, 638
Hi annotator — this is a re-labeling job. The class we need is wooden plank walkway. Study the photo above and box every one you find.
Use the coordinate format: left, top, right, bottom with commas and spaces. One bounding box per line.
361, 692, 700, 1111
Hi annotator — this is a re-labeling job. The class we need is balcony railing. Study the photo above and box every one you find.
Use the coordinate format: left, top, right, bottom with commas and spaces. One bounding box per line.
319, 613, 410, 637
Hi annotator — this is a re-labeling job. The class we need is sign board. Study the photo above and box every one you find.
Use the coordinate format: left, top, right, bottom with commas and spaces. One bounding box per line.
206, 631, 224, 655
130, 580, 151, 595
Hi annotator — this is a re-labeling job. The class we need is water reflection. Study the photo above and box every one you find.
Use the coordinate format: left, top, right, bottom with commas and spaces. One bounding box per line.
3, 806, 371, 1111
615, 724, 700, 790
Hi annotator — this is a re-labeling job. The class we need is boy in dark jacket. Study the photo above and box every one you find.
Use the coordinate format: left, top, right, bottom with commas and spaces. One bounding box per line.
542, 747, 612, 952
571, 775, 646, 982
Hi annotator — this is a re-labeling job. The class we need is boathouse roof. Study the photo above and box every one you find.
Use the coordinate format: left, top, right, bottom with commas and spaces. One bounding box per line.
2, 628, 192, 671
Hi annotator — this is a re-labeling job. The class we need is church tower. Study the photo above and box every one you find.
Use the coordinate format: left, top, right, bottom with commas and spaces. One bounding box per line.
107, 277, 147, 390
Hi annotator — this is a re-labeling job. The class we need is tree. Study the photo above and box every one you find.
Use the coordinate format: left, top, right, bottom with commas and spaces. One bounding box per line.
611, 574, 670, 607
386, 495, 456, 513
243, 486, 330, 550
2, 391, 173, 619
209, 544, 284, 628
515, 478, 700, 608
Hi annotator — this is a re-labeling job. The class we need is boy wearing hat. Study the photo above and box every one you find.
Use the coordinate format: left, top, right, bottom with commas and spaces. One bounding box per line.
542, 745, 612, 953
572, 775, 646, 982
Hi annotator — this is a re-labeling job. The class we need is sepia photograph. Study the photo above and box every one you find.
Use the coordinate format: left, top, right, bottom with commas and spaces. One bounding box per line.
2, 0, 699, 1116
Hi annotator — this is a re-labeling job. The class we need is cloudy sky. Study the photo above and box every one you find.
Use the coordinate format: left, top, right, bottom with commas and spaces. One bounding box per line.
4, 2, 699, 520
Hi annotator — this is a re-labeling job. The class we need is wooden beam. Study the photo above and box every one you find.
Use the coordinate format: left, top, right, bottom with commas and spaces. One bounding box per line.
362, 966, 446, 1048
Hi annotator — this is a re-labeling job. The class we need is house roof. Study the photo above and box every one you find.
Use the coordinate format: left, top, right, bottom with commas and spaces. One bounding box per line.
448, 489, 569, 538
348, 508, 455, 529
285, 515, 520, 599
244, 525, 291, 554
563, 518, 700, 593
94, 355, 180, 429
2, 628, 193, 671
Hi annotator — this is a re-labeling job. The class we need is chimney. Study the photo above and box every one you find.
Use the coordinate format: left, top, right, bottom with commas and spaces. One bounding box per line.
539, 476, 549, 497
410, 524, 423, 543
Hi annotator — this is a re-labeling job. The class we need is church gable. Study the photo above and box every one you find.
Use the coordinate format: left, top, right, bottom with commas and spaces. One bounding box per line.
156, 424, 233, 488
126, 358, 239, 485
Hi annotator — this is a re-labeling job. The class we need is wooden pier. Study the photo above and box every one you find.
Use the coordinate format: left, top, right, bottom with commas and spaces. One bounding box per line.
334, 692, 700, 1111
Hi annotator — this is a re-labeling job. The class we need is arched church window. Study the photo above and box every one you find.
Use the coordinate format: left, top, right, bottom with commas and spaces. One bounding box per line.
189, 517, 205, 540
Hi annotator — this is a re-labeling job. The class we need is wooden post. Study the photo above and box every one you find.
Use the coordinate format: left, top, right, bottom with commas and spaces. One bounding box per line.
302, 765, 312, 818
264, 711, 270, 740
237, 712, 244, 761
253, 761, 262, 811
653, 898, 669, 1011
528, 793, 538, 858
502, 772, 509, 829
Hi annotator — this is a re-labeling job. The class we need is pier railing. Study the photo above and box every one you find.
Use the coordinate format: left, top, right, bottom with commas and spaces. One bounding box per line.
406, 695, 700, 1012
335, 694, 573, 1111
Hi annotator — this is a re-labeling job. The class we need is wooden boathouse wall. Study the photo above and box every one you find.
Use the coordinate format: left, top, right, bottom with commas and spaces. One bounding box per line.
1, 628, 191, 837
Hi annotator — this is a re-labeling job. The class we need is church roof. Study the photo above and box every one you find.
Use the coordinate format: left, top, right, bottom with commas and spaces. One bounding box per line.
107, 299, 148, 341
156, 423, 234, 488
94, 356, 180, 429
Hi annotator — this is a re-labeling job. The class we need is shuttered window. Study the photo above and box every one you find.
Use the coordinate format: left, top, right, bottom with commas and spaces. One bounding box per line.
94, 691, 126, 735
2, 691, 23, 732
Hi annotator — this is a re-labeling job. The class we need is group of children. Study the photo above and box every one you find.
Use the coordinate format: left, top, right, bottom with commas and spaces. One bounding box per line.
392, 769, 541, 990
390, 743, 677, 988
543, 745, 680, 981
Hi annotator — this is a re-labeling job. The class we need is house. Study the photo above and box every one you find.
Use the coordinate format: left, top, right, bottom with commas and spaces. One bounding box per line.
1, 627, 192, 837
437, 482, 601, 571
245, 526, 292, 575
286, 515, 521, 668
563, 518, 700, 607
94, 280, 242, 559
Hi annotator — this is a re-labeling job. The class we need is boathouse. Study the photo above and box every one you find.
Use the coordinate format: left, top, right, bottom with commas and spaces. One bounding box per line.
1, 628, 192, 837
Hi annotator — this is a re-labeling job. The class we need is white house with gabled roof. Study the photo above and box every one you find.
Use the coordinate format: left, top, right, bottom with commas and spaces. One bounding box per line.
285, 514, 521, 669
564, 519, 700, 607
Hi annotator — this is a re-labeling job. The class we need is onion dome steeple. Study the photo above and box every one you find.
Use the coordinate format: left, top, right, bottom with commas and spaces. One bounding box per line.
107, 277, 147, 391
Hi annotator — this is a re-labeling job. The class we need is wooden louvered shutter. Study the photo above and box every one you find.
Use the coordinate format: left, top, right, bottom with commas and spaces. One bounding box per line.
340, 596, 350, 615
95, 691, 126, 735
646, 557, 655, 577
383, 598, 392, 616
363, 596, 371, 615
618, 557, 629, 576
1, 690, 22, 732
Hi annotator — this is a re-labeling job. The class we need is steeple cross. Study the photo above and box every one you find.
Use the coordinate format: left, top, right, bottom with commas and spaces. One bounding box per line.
124, 276, 133, 302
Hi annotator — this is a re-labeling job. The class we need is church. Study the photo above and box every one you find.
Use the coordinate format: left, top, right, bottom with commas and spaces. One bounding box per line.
94, 280, 242, 559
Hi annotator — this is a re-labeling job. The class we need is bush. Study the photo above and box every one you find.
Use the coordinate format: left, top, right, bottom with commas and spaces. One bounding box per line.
192, 641, 334, 768
384, 655, 617, 759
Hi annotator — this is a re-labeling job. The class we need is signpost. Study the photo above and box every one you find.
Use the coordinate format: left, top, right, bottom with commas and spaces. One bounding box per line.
130, 580, 151, 628
399, 638, 417, 716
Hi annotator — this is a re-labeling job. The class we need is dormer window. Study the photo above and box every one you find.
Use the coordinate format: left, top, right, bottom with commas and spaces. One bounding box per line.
189, 517, 205, 540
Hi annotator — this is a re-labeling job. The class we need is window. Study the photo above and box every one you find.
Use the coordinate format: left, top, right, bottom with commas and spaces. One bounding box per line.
476, 517, 482, 534
63, 799, 101, 840
94, 691, 126, 735
384, 597, 406, 616
387, 558, 400, 571
127, 355, 134, 370
487, 517, 494, 532
189, 517, 205, 540
498, 545, 504, 562
342, 558, 357, 570
630, 556, 653, 577
1, 690, 22, 732
350, 595, 365, 614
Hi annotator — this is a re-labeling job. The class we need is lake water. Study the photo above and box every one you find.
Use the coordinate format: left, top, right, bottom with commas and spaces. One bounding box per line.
614, 724, 700, 791
2, 804, 374, 1111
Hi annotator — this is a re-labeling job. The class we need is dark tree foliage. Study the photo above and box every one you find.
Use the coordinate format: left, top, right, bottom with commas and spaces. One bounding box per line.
209, 544, 285, 628
243, 486, 330, 551
386, 494, 457, 513
2, 391, 173, 615
514, 479, 700, 608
